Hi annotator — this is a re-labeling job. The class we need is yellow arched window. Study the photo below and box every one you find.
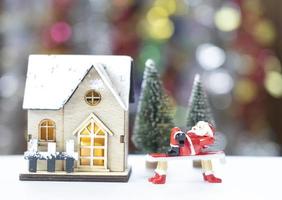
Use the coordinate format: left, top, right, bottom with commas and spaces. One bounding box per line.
39, 119, 56, 141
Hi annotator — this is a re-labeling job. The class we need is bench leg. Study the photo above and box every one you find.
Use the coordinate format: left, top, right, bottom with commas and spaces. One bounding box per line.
201, 160, 213, 171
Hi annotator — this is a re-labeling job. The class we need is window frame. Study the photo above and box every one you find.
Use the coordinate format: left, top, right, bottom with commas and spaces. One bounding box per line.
38, 119, 56, 142
84, 89, 101, 106
78, 119, 108, 170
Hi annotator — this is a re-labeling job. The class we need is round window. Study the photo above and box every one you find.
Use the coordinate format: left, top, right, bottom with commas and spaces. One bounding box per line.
84, 90, 101, 106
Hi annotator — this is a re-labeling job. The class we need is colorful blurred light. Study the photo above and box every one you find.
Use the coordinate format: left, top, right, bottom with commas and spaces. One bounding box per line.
112, 0, 133, 8
264, 71, 282, 98
264, 55, 281, 73
194, 5, 214, 27
0, 73, 19, 98
148, 18, 174, 40
211, 94, 232, 110
154, 0, 176, 15
236, 54, 255, 75
188, 0, 203, 7
205, 70, 234, 94
214, 6, 241, 32
253, 20, 276, 46
234, 79, 257, 103
242, 0, 263, 18
140, 44, 161, 66
145, 4, 175, 41
50, 21, 72, 43
196, 43, 226, 70
147, 6, 169, 24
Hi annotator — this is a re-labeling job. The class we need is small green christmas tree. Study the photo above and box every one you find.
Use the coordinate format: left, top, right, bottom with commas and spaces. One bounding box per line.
133, 59, 174, 153
186, 74, 216, 129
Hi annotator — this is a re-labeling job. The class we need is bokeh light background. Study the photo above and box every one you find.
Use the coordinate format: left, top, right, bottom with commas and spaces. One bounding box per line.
1, 0, 282, 156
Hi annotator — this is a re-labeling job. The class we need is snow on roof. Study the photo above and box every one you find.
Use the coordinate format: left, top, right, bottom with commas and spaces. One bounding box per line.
23, 55, 132, 110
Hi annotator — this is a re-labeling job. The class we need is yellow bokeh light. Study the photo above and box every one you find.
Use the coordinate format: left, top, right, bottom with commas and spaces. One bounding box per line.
147, 6, 168, 25
253, 20, 276, 46
234, 79, 257, 103
148, 18, 174, 40
214, 6, 241, 32
154, 0, 176, 15
242, 0, 263, 17
264, 71, 282, 98
144, 5, 174, 40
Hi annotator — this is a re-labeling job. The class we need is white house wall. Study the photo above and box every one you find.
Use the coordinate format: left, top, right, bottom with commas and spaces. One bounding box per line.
124, 111, 129, 169
63, 67, 126, 172
27, 109, 64, 170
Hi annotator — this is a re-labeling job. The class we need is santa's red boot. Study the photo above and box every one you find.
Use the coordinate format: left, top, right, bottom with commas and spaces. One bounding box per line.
203, 173, 222, 183
148, 173, 160, 182
152, 174, 166, 184
150, 161, 167, 184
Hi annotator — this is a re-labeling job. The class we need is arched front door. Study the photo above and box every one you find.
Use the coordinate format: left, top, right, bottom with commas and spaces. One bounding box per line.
74, 113, 113, 171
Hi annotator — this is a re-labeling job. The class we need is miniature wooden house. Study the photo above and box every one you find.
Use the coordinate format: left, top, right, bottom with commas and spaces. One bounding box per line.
20, 55, 134, 181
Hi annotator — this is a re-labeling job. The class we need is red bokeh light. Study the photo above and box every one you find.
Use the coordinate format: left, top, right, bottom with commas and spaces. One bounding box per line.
50, 21, 72, 43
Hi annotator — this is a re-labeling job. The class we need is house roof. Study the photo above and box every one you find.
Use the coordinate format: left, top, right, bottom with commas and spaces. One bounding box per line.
23, 55, 133, 110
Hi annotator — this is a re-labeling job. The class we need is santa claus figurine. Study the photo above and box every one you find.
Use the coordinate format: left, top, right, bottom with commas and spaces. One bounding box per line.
149, 121, 222, 184
167, 121, 215, 157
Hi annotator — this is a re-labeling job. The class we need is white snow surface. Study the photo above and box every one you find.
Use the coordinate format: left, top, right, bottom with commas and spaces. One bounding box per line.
23, 55, 132, 110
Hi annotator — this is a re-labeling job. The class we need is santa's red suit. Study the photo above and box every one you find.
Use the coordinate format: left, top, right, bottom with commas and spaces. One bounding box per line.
183, 121, 215, 156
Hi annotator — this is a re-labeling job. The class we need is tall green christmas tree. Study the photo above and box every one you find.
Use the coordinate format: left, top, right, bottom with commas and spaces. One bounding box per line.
187, 74, 219, 168
187, 75, 226, 155
133, 59, 174, 153
187, 74, 216, 129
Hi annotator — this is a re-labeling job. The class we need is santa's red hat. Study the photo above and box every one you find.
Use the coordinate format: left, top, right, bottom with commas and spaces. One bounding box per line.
170, 127, 183, 138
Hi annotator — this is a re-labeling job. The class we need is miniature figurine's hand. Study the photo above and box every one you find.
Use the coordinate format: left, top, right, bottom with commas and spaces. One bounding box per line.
190, 136, 201, 146
187, 132, 198, 138
199, 136, 214, 146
